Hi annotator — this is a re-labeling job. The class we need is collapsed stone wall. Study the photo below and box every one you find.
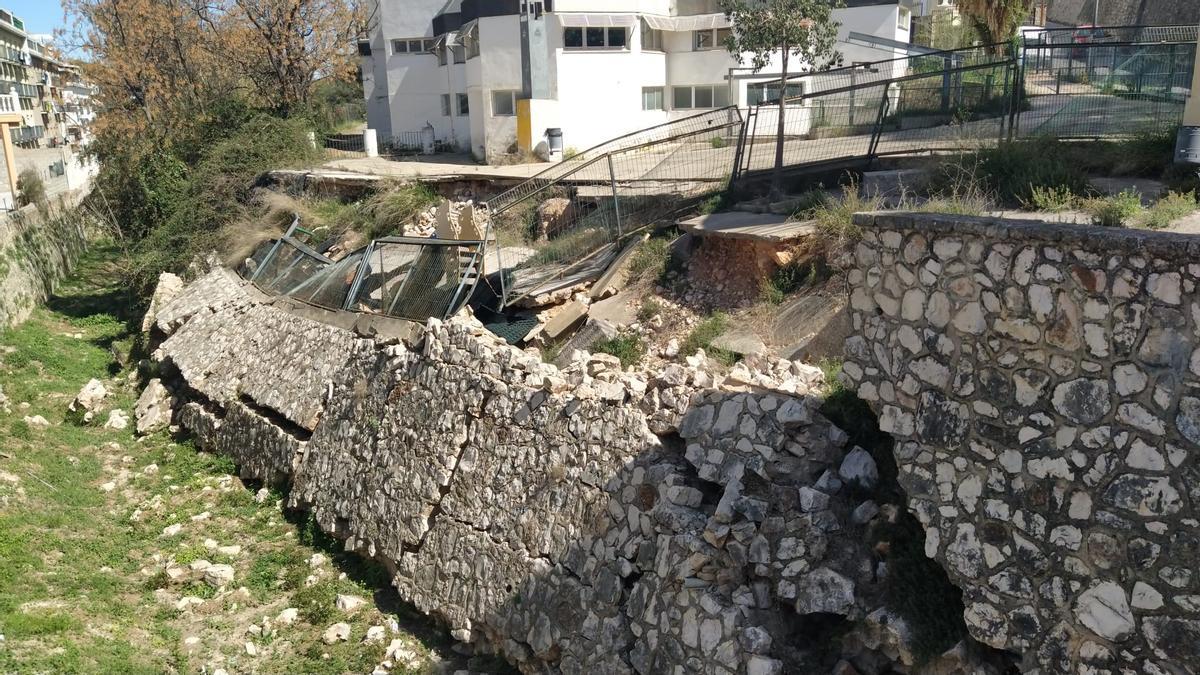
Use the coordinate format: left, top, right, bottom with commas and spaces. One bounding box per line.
152, 268, 983, 674
0, 199, 88, 328
841, 212, 1200, 673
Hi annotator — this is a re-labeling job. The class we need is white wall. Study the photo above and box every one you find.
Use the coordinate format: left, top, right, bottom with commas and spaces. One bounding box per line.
550, 17, 671, 151
365, 0, 913, 160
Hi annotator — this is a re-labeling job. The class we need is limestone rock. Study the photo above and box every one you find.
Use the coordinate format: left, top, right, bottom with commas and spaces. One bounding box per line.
70, 378, 107, 414
203, 564, 235, 588
103, 409, 130, 430
794, 568, 856, 616
1074, 581, 1134, 642
322, 622, 351, 644
838, 447, 878, 490
135, 379, 176, 435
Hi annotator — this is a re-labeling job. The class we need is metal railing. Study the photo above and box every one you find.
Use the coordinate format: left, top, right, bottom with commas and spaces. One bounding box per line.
489, 107, 743, 307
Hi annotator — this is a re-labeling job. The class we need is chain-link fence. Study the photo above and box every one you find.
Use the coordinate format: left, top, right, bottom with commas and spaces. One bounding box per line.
1018, 27, 1196, 138
732, 26, 1195, 180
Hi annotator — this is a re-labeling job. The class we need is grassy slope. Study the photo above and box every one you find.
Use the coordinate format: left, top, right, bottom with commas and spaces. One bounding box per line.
0, 244, 490, 674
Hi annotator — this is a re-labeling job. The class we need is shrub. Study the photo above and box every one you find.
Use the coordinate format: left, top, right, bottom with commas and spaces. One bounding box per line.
1140, 191, 1198, 229
291, 581, 338, 624
637, 298, 662, 322
16, 169, 46, 208
1027, 185, 1078, 212
947, 142, 1088, 208
812, 183, 883, 245
1083, 189, 1143, 227
761, 256, 827, 305
360, 183, 440, 240
591, 333, 645, 368
681, 312, 737, 366
710, 136, 728, 149
627, 237, 672, 283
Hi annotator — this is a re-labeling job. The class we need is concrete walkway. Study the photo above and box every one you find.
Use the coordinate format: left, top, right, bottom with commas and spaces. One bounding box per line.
325, 154, 552, 181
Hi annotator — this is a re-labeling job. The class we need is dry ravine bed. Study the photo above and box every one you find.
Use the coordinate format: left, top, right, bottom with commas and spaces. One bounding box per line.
0, 243, 508, 674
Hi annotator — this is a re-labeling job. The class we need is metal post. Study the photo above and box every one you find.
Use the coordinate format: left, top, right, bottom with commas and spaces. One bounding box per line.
342, 240, 376, 311
607, 153, 622, 237
941, 55, 952, 113
867, 84, 892, 165
849, 68, 857, 126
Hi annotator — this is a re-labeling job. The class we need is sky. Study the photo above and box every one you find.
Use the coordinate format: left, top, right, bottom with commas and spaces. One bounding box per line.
6, 0, 65, 38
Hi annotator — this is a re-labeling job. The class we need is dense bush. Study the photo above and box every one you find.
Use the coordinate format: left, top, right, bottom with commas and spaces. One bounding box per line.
945, 141, 1089, 208
88, 107, 322, 291
16, 169, 46, 208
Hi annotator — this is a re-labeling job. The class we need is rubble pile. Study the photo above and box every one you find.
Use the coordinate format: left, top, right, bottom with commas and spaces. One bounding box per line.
143, 269, 1009, 674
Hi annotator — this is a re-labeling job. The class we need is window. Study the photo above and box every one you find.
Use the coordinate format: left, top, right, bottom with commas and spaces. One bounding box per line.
492, 90, 517, 116
451, 45, 465, 63
898, 7, 911, 30
392, 38, 434, 54
464, 24, 480, 59
641, 86, 664, 111
456, 93, 469, 116
746, 81, 804, 105
641, 21, 663, 51
672, 85, 729, 109
693, 28, 731, 51
441, 94, 451, 116
564, 26, 628, 50
438, 46, 448, 66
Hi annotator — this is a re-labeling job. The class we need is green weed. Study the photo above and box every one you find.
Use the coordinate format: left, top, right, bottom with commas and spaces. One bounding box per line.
1140, 191, 1197, 229
812, 184, 883, 245
1027, 185, 1078, 212
681, 313, 737, 366
1083, 189, 1143, 227
627, 237, 672, 283
590, 333, 645, 368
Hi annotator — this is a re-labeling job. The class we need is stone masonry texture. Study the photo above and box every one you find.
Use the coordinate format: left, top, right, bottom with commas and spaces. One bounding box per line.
841, 212, 1200, 673
150, 269, 961, 674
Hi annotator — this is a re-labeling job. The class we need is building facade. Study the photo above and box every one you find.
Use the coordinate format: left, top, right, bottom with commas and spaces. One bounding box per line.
362, 0, 917, 162
0, 9, 92, 150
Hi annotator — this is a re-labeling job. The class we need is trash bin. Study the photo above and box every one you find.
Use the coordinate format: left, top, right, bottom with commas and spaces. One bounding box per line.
545, 128, 563, 157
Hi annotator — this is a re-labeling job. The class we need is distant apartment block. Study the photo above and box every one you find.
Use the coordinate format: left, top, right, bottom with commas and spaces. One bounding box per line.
0, 8, 95, 149
361, 0, 919, 162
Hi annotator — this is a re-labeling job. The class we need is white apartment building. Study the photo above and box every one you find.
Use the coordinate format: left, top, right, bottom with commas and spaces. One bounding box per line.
362, 0, 917, 162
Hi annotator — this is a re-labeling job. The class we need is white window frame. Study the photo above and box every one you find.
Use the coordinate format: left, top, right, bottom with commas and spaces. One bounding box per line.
441, 93, 451, 116
641, 86, 664, 111
898, 7, 912, 31
491, 90, 517, 116
693, 28, 731, 51
456, 93, 469, 116
563, 26, 629, 51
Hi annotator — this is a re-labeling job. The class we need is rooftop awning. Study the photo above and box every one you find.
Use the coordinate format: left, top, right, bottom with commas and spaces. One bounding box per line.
556, 13, 638, 27
642, 13, 729, 31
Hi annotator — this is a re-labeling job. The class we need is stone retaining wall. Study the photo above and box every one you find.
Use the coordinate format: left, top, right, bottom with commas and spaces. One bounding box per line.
841, 212, 1200, 673
151, 269, 966, 674
0, 197, 88, 328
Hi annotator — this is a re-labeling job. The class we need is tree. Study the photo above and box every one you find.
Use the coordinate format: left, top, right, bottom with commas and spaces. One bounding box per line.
956, 0, 1035, 51
721, 0, 843, 196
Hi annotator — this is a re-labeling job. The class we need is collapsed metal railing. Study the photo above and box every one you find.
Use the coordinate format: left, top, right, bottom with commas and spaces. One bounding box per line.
488, 107, 743, 307
245, 217, 485, 323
